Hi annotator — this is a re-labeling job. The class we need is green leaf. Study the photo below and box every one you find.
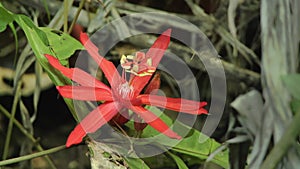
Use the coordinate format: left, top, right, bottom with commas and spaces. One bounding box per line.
0, 5, 14, 32
282, 74, 300, 100
14, 15, 59, 83
167, 152, 189, 169
172, 131, 228, 168
124, 157, 150, 169
126, 106, 229, 168
9, 12, 83, 120
19, 15, 50, 46
40, 27, 84, 65
137, 106, 176, 137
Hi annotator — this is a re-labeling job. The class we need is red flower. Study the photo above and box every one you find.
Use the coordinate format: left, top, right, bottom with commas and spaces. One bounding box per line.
45, 29, 208, 147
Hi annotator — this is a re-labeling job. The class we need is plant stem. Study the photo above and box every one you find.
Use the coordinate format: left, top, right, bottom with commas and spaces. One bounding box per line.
68, 0, 86, 34
2, 81, 22, 160
0, 105, 58, 169
0, 145, 66, 166
63, 0, 69, 32
260, 109, 300, 169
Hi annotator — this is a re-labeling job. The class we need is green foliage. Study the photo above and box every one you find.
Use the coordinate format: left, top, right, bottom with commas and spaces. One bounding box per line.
19, 15, 50, 46
40, 27, 83, 65
124, 157, 150, 169
126, 106, 229, 168
167, 151, 189, 169
0, 4, 84, 120
0, 5, 14, 32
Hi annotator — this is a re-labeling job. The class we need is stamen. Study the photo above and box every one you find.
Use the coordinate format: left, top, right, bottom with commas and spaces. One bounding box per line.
146, 58, 152, 66
120, 52, 155, 77
126, 55, 135, 60
118, 82, 133, 99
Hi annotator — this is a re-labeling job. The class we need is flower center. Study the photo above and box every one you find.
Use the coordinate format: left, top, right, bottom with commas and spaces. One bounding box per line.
118, 82, 133, 99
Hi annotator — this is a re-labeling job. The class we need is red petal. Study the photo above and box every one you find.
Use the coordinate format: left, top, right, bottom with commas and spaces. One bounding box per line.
130, 29, 171, 95
65, 124, 85, 147
129, 105, 181, 139
79, 32, 123, 86
57, 86, 113, 101
146, 29, 172, 67
137, 94, 208, 115
45, 54, 110, 91
66, 102, 119, 147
